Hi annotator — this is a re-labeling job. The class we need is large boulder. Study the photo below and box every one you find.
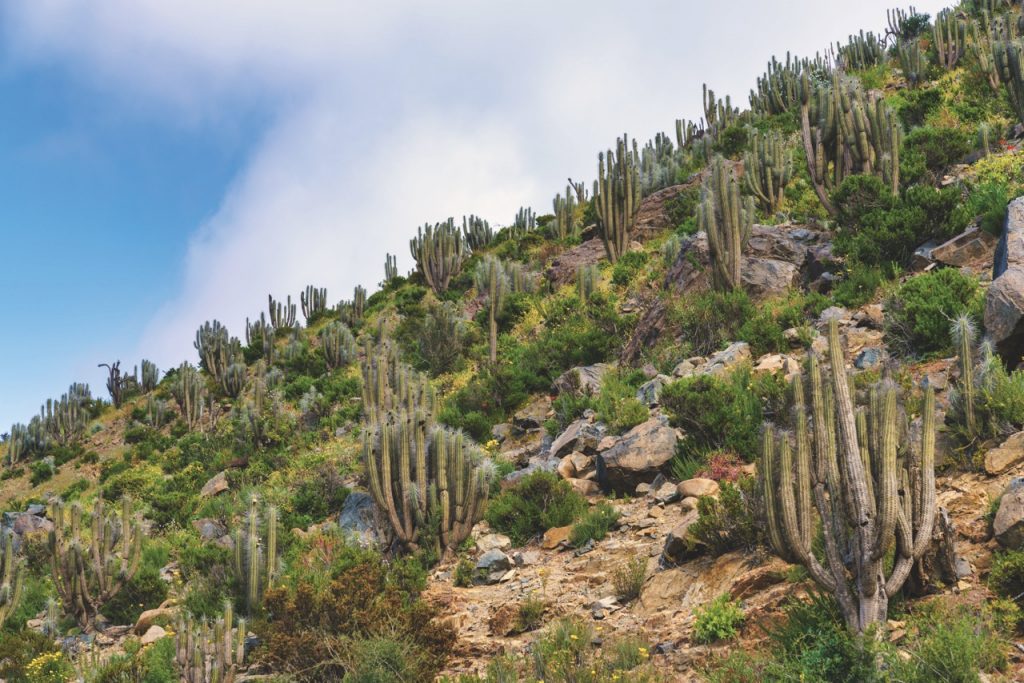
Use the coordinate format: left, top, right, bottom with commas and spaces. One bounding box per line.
985, 431, 1024, 475
200, 471, 229, 498
549, 419, 606, 459
986, 196, 1024, 364
544, 238, 606, 287
596, 416, 678, 493
994, 477, 1024, 547
660, 510, 702, 565
338, 492, 379, 547
551, 364, 610, 397
915, 225, 998, 272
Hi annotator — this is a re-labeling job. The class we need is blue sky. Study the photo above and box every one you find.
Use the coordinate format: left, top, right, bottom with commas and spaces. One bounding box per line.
0, 0, 949, 428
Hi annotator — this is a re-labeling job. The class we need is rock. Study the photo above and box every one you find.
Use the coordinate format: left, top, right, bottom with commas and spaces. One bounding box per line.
491, 423, 511, 442
635, 482, 652, 495
652, 481, 680, 505
552, 364, 610, 398
596, 416, 678, 493
568, 478, 600, 496
985, 431, 1024, 475
753, 353, 799, 377
476, 533, 512, 553
140, 625, 167, 646
634, 183, 694, 234
636, 375, 672, 407
542, 525, 572, 550
680, 496, 699, 512
200, 471, 229, 498
475, 550, 513, 584
818, 306, 851, 329
10, 514, 53, 537
338, 492, 378, 547
550, 419, 606, 459
922, 226, 998, 270
134, 607, 176, 635
986, 197, 1024, 364
513, 396, 551, 432
620, 298, 668, 367
994, 478, 1024, 547
672, 357, 705, 377
858, 304, 885, 329
678, 478, 720, 499
855, 348, 884, 370
192, 518, 227, 541
702, 342, 751, 377
661, 511, 702, 565
545, 238, 606, 288
743, 258, 799, 298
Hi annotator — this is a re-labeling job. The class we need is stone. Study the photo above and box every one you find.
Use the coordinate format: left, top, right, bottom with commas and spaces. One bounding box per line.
661, 511, 702, 565
985, 431, 1024, 475
994, 477, 1024, 548
855, 348, 883, 370
680, 496, 699, 512
551, 363, 610, 398
817, 306, 851, 329
568, 478, 600, 496
491, 423, 511, 442
476, 533, 512, 553
475, 549, 513, 584
542, 525, 572, 550
742, 258, 799, 298
636, 375, 672, 407
140, 625, 167, 645
338, 492, 378, 546
926, 226, 998, 270
677, 478, 720, 499
200, 471, 229, 498
550, 419, 606, 459
10, 514, 53, 537
672, 358, 704, 378
702, 342, 751, 377
545, 238, 606, 288
513, 396, 551, 432
986, 197, 1024, 364
134, 607, 176, 635
652, 481, 680, 504
192, 518, 227, 542
596, 416, 678, 493
635, 483, 652, 495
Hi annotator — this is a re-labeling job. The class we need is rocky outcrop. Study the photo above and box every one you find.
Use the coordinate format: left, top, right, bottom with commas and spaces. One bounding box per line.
596, 416, 678, 493
200, 471, 229, 498
986, 196, 1024, 365
994, 477, 1024, 547
984, 431, 1024, 475
550, 419, 606, 459
551, 364, 610, 397
913, 225, 998, 273
544, 238, 606, 287
338, 492, 380, 547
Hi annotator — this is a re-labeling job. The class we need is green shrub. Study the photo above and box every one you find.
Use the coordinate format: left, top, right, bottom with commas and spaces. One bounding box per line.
516, 595, 546, 633
0, 631, 60, 683
688, 478, 763, 556
886, 268, 981, 356
891, 85, 942, 128
665, 186, 701, 234
989, 548, 1024, 599
887, 603, 1007, 682
669, 289, 756, 357
611, 250, 649, 286
101, 541, 170, 626
453, 557, 475, 588
951, 180, 1010, 237
28, 461, 54, 486
830, 265, 896, 308
693, 594, 745, 643
900, 126, 973, 184
484, 471, 586, 546
339, 636, 434, 683
611, 557, 647, 603
568, 502, 620, 547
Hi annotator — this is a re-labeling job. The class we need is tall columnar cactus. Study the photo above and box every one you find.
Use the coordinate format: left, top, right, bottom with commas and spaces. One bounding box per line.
639, 132, 681, 194
594, 134, 641, 264
361, 343, 436, 424
233, 497, 278, 616
762, 320, 937, 634
994, 39, 1024, 124
195, 321, 243, 392
475, 256, 509, 363
702, 84, 738, 132
410, 219, 468, 295
462, 215, 494, 251
140, 359, 160, 392
512, 207, 536, 236
146, 395, 168, 429
952, 314, 979, 439
749, 53, 823, 116
743, 131, 794, 214
969, 17, 1003, 92
698, 156, 754, 292
979, 122, 994, 156
320, 321, 357, 370
934, 10, 967, 69
384, 253, 399, 284
837, 31, 886, 70
245, 314, 274, 362
99, 361, 127, 407
353, 285, 367, 322
552, 188, 578, 240
8, 419, 48, 466
365, 417, 490, 553
40, 385, 91, 446
175, 601, 246, 683
0, 530, 24, 628
568, 178, 588, 203
267, 294, 296, 330
172, 362, 206, 432
223, 363, 247, 399
300, 285, 328, 324
49, 497, 143, 630
897, 36, 926, 87
577, 264, 599, 304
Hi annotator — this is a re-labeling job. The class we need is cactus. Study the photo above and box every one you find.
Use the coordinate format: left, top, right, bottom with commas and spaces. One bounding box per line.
662, 234, 683, 268
364, 416, 490, 553
267, 294, 296, 330
952, 315, 979, 439
99, 361, 128, 407
594, 134, 641, 264
698, 156, 754, 291
475, 256, 509, 363
512, 207, 536, 236
568, 178, 589, 203
970, 16, 1004, 91
172, 362, 206, 432
410, 219, 468, 295
552, 188, 578, 240
0, 530, 24, 629
639, 132, 682, 193
935, 9, 967, 69
897, 36, 926, 87
140, 359, 160, 392
354, 285, 366, 322
233, 497, 278, 616
743, 131, 794, 214
175, 601, 246, 683
702, 84, 738, 132
320, 321, 357, 370
384, 253, 399, 284
40, 386, 90, 446
462, 215, 494, 250
577, 264, 599, 303
146, 395, 168, 429
762, 320, 937, 634
223, 363, 247, 399
195, 321, 243, 392
749, 53, 827, 116
300, 286, 328, 324
836, 31, 885, 70
245, 314, 275, 362
979, 122, 994, 156
361, 343, 436, 424
994, 38, 1024, 124
49, 496, 143, 630
8, 419, 48, 466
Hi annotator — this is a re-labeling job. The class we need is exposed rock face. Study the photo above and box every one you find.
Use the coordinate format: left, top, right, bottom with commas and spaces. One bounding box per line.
677, 478, 719, 499
914, 225, 998, 272
192, 518, 227, 541
994, 477, 1024, 547
551, 364, 610, 397
596, 416, 678, 493
986, 196, 1024, 365
702, 342, 751, 377
633, 182, 695, 235
544, 238, 606, 287
338, 492, 380, 547
620, 299, 667, 367
550, 419, 606, 459
660, 510, 702, 566
200, 471, 229, 498
984, 431, 1024, 475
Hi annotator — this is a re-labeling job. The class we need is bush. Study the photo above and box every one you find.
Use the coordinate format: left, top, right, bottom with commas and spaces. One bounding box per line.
339, 636, 435, 683
989, 548, 1024, 599
484, 471, 586, 546
568, 502, 620, 547
886, 268, 981, 356
951, 180, 1009, 237
887, 603, 1007, 682
100, 541, 170, 626
611, 557, 647, 602
28, 461, 54, 486
516, 595, 546, 633
693, 594, 745, 643
688, 478, 763, 556
610, 250, 649, 286
900, 125, 973, 184
830, 265, 895, 308
527, 618, 658, 682
0, 629, 58, 682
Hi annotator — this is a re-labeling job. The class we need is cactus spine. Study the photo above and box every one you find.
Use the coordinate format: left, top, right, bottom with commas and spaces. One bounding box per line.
762, 320, 937, 634
233, 497, 278, 616
175, 602, 246, 683
0, 530, 24, 628
594, 134, 641, 264
320, 321, 357, 370
300, 285, 328, 324
49, 497, 143, 630
743, 131, 794, 214
475, 256, 509, 363
410, 219, 468, 295
699, 156, 754, 291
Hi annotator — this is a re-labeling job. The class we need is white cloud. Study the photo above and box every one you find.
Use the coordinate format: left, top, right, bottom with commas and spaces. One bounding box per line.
0, 0, 952, 391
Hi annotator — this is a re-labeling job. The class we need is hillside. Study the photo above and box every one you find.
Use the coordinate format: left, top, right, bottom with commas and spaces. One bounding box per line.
6, 2, 1024, 681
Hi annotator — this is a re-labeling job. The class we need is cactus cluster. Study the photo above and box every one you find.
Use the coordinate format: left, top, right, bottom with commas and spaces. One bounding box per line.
749, 53, 831, 116
320, 321, 357, 370
799, 74, 901, 215
6, 419, 47, 466
195, 321, 244, 395
40, 384, 91, 446
699, 156, 754, 291
410, 219, 468, 295
762, 320, 937, 634
300, 285, 328, 323
743, 130, 794, 214
552, 188, 578, 240
233, 497, 278, 615
172, 362, 207, 432
146, 395, 168, 429
175, 601, 246, 683
0, 530, 24, 628
594, 134, 641, 264
702, 84, 738, 133
897, 36, 926, 87
361, 343, 436, 424
462, 215, 494, 250
475, 256, 509, 363
836, 31, 885, 70
512, 207, 536, 236
268, 294, 296, 330
99, 361, 128, 408
994, 38, 1024, 124
639, 132, 681, 193
49, 497, 143, 629
141, 359, 160, 392
245, 314, 275, 362
384, 253, 399, 284
934, 9, 968, 69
